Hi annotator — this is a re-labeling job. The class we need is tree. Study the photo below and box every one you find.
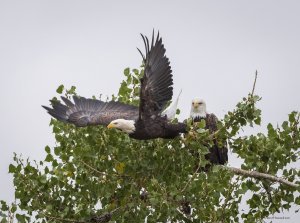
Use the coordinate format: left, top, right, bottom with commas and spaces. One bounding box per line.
1, 68, 299, 223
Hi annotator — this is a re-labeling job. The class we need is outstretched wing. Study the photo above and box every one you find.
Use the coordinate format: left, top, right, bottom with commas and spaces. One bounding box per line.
42, 96, 139, 127
137, 31, 173, 119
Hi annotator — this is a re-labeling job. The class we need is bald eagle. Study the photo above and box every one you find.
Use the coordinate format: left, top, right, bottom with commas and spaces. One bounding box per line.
43, 32, 187, 140
190, 99, 228, 169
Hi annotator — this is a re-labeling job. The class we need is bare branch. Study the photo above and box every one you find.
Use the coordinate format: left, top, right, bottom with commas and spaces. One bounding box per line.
225, 166, 298, 188
251, 70, 258, 97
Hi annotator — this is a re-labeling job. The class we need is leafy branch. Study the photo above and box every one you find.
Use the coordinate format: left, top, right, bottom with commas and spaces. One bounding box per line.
226, 166, 299, 188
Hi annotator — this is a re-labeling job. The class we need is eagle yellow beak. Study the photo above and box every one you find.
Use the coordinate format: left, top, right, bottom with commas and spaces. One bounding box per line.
107, 123, 115, 129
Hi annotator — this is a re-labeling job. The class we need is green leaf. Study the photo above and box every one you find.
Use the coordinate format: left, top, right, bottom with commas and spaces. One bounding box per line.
8, 164, 16, 173
54, 147, 60, 155
197, 119, 206, 129
11, 204, 17, 213
115, 162, 125, 174
197, 128, 206, 134
39, 175, 47, 184
0, 201, 9, 211
295, 196, 300, 205
282, 121, 289, 131
285, 193, 294, 203
288, 112, 296, 123
45, 154, 53, 162
16, 214, 26, 223
124, 67, 130, 76
56, 84, 64, 94
45, 146, 51, 154
0, 214, 8, 222
132, 68, 139, 75
282, 203, 291, 209
67, 86, 76, 95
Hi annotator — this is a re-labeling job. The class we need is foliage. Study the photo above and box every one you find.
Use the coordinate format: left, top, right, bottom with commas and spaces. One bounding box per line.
1, 67, 299, 223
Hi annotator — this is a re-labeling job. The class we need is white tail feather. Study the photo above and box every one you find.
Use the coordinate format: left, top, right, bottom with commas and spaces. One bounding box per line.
161, 89, 182, 120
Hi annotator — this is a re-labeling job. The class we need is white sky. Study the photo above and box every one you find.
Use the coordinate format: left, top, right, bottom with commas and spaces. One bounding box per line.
0, 0, 299, 221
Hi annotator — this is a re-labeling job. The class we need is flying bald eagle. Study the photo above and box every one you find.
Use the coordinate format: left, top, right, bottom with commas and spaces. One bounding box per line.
190, 99, 228, 169
43, 32, 187, 140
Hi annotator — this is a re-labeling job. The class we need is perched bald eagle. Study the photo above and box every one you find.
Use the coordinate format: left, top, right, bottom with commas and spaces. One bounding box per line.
43, 32, 187, 140
190, 99, 228, 169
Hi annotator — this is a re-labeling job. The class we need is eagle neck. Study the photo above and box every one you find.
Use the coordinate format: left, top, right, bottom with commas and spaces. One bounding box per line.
190, 106, 207, 119
121, 119, 136, 134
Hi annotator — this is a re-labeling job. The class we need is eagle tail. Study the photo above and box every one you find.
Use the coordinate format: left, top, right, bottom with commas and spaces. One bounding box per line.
161, 89, 182, 120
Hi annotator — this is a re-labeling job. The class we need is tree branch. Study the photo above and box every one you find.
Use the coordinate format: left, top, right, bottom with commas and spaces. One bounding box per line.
43, 206, 123, 223
251, 70, 258, 97
79, 160, 107, 176
89, 206, 123, 223
44, 214, 85, 223
225, 166, 299, 188
79, 160, 132, 179
181, 160, 201, 193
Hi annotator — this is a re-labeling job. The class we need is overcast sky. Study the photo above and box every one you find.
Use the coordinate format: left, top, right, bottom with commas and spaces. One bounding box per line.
0, 0, 299, 221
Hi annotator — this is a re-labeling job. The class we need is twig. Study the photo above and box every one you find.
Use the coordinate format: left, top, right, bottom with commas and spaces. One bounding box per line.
220, 180, 239, 222
79, 160, 131, 179
225, 166, 298, 188
181, 160, 201, 193
261, 181, 280, 213
79, 160, 107, 176
90, 206, 123, 223
208, 129, 220, 140
44, 214, 85, 223
251, 70, 258, 97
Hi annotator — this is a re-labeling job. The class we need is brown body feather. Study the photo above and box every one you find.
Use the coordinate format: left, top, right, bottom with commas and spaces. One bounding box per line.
193, 113, 228, 169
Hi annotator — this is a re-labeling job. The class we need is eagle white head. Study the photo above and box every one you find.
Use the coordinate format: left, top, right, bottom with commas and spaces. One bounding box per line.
107, 119, 136, 134
190, 98, 207, 119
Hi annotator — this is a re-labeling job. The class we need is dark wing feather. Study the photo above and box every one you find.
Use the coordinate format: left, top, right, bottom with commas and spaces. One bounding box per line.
137, 31, 173, 119
42, 96, 139, 127
206, 113, 218, 132
206, 113, 228, 164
